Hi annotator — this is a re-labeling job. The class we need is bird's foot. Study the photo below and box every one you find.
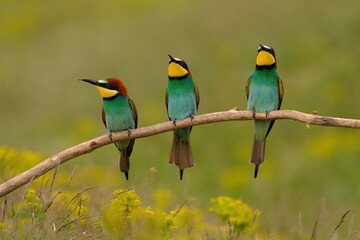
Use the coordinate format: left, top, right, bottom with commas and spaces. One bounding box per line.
252, 109, 256, 119
172, 119, 176, 126
265, 111, 270, 117
190, 114, 194, 121
108, 132, 113, 141
127, 128, 132, 137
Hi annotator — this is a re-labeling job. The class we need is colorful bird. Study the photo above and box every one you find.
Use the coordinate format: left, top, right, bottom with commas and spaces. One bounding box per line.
246, 44, 284, 178
80, 78, 138, 180
166, 54, 200, 180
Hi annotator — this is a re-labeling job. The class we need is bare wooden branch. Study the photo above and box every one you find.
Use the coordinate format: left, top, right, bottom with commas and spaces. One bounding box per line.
1, 109, 359, 197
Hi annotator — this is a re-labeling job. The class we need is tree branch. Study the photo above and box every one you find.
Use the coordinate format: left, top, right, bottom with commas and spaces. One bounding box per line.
1, 109, 360, 197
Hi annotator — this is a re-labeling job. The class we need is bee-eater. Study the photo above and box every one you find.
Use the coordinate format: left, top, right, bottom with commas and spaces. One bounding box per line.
166, 54, 200, 180
246, 44, 284, 178
80, 78, 138, 180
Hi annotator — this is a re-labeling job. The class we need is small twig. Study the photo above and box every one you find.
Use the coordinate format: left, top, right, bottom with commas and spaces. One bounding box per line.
69, 186, 94, 204
65, 165, 78, 192
251, 209, 260, 227
42, 178, 50, 195
0, 109, 360, 197
57, 215, 93, 232
172, 199, 187, 219
44, 191, 62, 212
311, 220, 318, 240
78, 198, 82, 217
49, 163, 59, 195
329, 210, 350, 239
57, 187, 92, 227
2, 197, 7, 221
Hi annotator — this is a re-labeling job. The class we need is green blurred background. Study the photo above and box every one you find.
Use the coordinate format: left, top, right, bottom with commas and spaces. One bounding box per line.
1, 0, 360, 237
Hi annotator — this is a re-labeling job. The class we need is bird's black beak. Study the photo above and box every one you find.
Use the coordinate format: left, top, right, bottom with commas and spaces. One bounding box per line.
168, 54, 176, 63
79, 79, 102, 86
259, 43, 265, 50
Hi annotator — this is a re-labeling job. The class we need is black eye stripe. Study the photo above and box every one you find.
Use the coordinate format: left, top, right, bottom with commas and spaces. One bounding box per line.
108, 84, 118, 90
179, 61, 188, 70
100, 82, 118, 90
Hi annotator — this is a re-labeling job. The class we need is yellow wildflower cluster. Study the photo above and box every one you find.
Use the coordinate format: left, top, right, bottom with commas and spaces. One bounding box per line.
0, 146, 265, 239
209, 196, 259, 235
19, 188, 45, 221
110, 188, 141, 216
103, 188, 203, 239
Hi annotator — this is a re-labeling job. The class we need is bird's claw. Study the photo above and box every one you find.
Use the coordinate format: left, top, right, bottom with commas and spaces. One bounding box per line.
108, 132, 113, 140
252, 109, 256, 119
190, 114, 194, 121
127, 128, 132, 137
172, 119, 176, 126
265, 111, 270, 117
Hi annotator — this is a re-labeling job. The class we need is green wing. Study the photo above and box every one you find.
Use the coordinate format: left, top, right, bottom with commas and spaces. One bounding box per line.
277, 77, 284, 109
265, 77, 284, 138
194, 83, 200, 110
125, 97, 138, 158
128, 97, 138, 129
101, 107, 107, 128
194, 83, 200, 108
165, 88, 171, 120
245, 76, 251, 100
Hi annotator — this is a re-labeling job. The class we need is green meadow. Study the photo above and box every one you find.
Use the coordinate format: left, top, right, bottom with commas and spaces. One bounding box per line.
1, 0, 360, 238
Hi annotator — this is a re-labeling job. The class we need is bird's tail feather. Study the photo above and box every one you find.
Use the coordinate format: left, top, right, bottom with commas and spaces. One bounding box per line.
168, 135, 195, 180
249, 137, 266, 178
119, 151, 130, 180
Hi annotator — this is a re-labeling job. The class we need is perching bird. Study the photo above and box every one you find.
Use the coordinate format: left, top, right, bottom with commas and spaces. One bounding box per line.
80, 78, 138, 180
166, 54, 199, 180
246, 44, 284, 178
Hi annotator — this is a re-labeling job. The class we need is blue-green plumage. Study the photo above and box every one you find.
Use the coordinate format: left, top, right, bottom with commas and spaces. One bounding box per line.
103, 95, 136, 150
81, 78, 138, 180
167, 77, 198, 143
247, 68, 280, 141
102, 94, 137, 180
246, 44, 284, 178
166, 55, 199, 179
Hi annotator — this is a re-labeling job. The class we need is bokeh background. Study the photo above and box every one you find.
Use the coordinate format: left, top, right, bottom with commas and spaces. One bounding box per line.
1, 0, 360, 238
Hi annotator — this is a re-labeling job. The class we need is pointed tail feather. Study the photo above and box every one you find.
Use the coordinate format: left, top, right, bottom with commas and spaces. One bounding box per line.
168, 134, 180, 166
119, 150, 130, 180
249, 137, 266, 178
168, 135, 195, 180
178, 136, 195, 169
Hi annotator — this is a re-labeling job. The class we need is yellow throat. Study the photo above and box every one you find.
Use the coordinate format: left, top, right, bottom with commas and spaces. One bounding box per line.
95, 86, 118, 98
256, 51, 276, 66
168, 62, 188, 78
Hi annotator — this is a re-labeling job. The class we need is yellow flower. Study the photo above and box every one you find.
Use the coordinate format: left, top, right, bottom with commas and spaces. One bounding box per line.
209, 196, 258, 233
